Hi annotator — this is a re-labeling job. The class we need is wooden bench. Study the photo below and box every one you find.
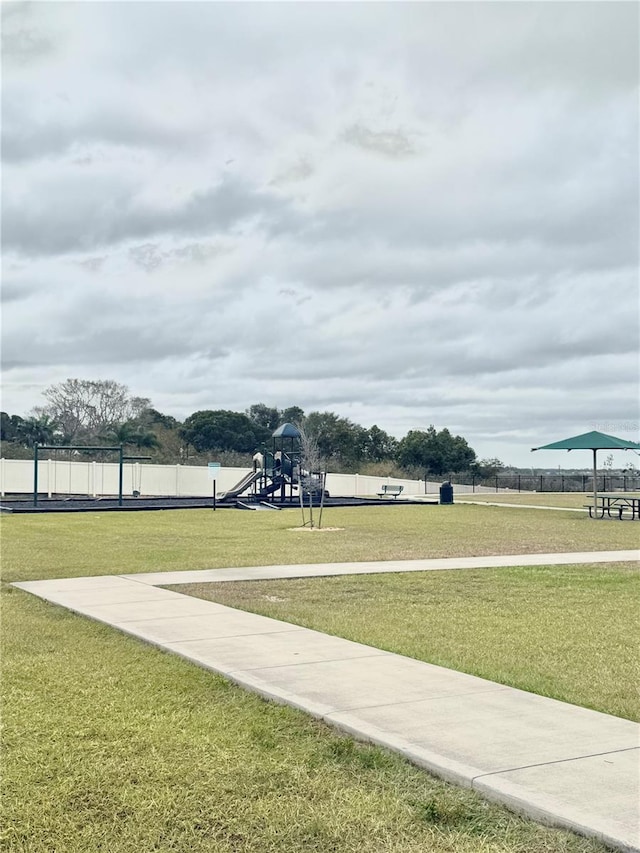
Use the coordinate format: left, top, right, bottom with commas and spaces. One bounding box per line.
377, 484, 404, 499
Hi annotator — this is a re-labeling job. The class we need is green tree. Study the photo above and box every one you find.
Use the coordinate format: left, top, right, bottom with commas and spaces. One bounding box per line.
246, 404, 306, 433
246, 403, 282, 432
132, 408, 185, 463
469, 457, 505, 478
281, 406, 305, 426
304, 412, 367, 470
397, 426, 476, 476
364, 425, 398, 462
180, 410, 269, 454
0, 412, 24, 443
15, 415, 60, 448
140, 408, 180, 430
102, 421, 160, 451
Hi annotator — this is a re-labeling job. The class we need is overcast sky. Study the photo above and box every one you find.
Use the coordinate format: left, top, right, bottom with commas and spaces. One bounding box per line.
2, 1, 639, 467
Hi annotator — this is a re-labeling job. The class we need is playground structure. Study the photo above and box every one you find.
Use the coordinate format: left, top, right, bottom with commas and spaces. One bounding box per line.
217, 423, 329, 508
1, 424, 436, 512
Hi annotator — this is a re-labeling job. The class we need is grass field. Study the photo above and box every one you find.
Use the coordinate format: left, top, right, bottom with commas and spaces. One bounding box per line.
2, 505, 634, 852
173, 562, 640, 721
455, 493, 590, 508
2, 503, 637, 585
455, 492, 640, 509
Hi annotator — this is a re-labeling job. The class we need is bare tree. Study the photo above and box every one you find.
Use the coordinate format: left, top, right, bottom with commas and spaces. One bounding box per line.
36, 379, 150, 442
297, 422, 325, 529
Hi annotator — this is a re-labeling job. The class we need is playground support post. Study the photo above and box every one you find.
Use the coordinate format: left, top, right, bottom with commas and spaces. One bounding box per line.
34, 444, 39, 507
118, 446, 124, 507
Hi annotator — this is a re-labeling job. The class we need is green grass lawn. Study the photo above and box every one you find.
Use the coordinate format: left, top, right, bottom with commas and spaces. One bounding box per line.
2, 503, 637, 585
2, 506, 634, 852
173, 562, 640, 721
3, 587, 608, 853
455, 493, 640, 509
456, 493, 589, 508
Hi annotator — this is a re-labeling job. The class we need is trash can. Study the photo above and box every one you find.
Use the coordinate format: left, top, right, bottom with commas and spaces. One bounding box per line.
439, 481, 454, 504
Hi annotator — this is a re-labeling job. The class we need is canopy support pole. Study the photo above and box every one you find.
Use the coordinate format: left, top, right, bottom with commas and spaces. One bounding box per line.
593, 447, 598, 518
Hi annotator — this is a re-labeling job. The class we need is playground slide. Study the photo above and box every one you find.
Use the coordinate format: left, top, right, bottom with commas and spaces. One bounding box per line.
260, 478, 284, 497
218, 470, 262, 500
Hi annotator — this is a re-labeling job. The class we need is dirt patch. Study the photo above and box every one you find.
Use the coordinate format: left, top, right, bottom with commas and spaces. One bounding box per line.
287, 526, 345, 532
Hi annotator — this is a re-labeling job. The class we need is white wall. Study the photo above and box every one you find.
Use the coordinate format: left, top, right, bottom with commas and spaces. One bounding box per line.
327, 472, 426, 496
0, 459, 250, 498
0, 458, 496, 499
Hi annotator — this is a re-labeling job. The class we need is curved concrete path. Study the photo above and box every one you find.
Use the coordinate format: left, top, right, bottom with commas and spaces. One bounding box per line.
120, 548, 639, 586
455, 499, 587, 512
14, 549, 640, 853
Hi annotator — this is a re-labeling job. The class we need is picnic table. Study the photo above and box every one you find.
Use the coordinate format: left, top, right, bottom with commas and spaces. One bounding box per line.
586, 493, 640, 520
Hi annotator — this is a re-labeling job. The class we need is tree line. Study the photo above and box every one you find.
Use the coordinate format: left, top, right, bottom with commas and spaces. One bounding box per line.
0, 378, 505, 478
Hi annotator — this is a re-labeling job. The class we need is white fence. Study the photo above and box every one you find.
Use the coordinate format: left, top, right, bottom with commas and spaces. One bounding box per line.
0, 458, 494, 499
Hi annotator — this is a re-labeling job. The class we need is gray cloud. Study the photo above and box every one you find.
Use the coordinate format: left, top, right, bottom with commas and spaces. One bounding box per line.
342, 123, 417, 158
2, 1, 637, 466
2, 176, 296, 256
77, 256, 107, 273
129, 244, 164, 272
1, 2, 55, 66
0, 279, 39, 304
1, 104, 193, 163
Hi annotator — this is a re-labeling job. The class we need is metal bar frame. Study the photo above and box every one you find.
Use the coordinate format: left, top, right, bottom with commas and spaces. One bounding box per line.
33, 445, 151, 508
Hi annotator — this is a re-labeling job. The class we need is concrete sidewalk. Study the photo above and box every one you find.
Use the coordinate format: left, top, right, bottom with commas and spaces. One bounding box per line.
120, 548, 639, 586
14, 552, 640, 853
455, 500, 587, 512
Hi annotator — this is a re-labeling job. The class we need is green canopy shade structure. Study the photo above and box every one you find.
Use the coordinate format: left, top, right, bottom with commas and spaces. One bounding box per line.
272, 422, 301, 439
531, 430, 640, 515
